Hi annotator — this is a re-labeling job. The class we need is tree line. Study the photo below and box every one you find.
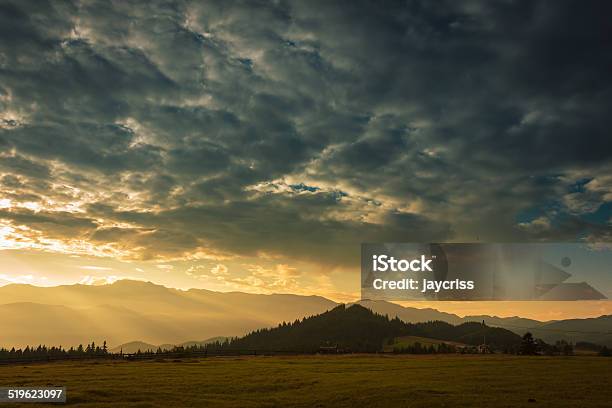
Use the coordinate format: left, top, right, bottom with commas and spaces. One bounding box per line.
517, 332, 611, 356
202, 304, 524, 353
2, 305, 610, 362
0, 341, 109, 362
390, 341, 459, 354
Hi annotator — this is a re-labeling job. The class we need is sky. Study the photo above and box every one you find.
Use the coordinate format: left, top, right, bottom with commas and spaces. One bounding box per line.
0, 1, 610, 317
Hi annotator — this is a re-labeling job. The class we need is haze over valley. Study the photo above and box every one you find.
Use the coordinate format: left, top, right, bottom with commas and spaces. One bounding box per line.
1, 280, 609, 348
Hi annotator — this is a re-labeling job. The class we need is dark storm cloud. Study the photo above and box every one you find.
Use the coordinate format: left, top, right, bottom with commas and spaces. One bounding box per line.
85, 195, 451, 264
0, 208, 98, 239
3, 123, 164, 172
0, 154, 51, 179
0, 0, 610, 263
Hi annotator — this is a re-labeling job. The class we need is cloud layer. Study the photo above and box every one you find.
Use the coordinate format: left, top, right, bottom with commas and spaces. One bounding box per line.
1, 0, 610, 270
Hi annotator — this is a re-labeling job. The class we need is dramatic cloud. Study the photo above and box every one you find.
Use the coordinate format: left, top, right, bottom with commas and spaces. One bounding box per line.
0, 0, 610, 275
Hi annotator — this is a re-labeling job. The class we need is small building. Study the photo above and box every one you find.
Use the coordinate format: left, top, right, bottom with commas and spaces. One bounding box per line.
318, 345, 348, 354
478, 344, 492, 354
318, 345, 339, 354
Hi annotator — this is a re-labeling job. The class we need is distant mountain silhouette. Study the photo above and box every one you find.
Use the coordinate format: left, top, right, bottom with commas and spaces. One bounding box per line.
164, 337, 228, 350
0, 280, 336, 347
220, 304, 522, 352
110, 341, 158, 354
357, 301, 612, 346
355, 300, 464, 324
111, 337, 228, 354
0, 280, 609, 348
529, 315, 612, 345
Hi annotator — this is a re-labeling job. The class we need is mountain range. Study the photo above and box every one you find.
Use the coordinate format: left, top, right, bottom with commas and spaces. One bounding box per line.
356, 300, 612, 346
0, 280, 335, 348
0, 280, 610, 348
109, 337, 227, 354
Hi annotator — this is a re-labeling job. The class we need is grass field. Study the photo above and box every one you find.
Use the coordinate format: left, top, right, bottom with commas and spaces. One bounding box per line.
0, 355, 610, 407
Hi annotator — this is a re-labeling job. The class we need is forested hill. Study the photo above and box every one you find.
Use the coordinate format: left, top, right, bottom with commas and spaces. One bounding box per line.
218, 304, 522, 353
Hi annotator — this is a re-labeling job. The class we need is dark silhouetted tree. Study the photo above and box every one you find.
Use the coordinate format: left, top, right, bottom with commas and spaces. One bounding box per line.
520, 332, 537, 355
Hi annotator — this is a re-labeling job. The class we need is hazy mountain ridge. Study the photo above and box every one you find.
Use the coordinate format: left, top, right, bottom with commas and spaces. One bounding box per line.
530, 315, 612, 345
0, 280, 610, 348
110, 337, 228, 354
0, 280, 336, 348
358, 301, 612, 346
354, 300, 464, 325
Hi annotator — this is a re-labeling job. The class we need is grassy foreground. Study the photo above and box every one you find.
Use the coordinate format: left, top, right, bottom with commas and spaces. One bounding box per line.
0, 355, 610, 407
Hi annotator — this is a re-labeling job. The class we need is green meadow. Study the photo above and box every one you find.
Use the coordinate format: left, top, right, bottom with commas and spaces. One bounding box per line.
0, 355, 610, 407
